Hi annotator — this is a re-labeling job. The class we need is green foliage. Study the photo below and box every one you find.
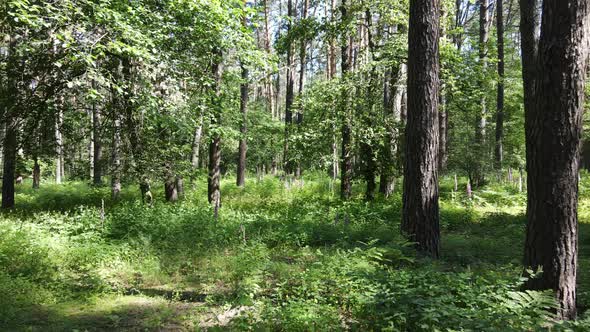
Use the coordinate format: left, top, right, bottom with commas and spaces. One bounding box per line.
1, 176, 589, 330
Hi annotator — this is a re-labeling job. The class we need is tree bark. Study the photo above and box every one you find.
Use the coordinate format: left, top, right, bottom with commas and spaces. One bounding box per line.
1, 119, 17, 209
495, 0, 505, 170
208, 49, 223, 218
32, 157, 40, 189
523, 0, 589, 320
237, 62, 249, 187
55, 105, 64, 184
380, 64, 406, 197
191, 111, 204, 174
111, 111, 122, 200
401, 0, 441, 258
92, 101, 103, 185
473, 0, 490, 187
340, 0, 353, 200
283, 0, 295, 174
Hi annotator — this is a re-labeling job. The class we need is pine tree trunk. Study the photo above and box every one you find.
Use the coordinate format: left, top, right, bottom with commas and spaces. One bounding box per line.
495, 0, 505, 170
208, 49, 223, 218
401, 0, 441, 258
523, 0, 589, 320
340, 0, 353, 200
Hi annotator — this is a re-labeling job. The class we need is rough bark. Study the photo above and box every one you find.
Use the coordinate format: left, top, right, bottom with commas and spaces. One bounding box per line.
495, 0, 505, 170
401, 0, 441, 258
523, 0, 589, 320
340, 0, 353, 200
208, 49, 223, 218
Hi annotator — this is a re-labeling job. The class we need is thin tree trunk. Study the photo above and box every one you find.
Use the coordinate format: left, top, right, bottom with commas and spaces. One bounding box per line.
362, 9, 377, 201
191, 111, 204, 173
32, 157, 40, 189
55, 106, 64, 184
237, 63, 249, 186
111, 112, 122, 200
380, 63, 407, 197
494, 0, 504, 169
401, 0, 441, 258
283, 0, 295, 174
473, 0, 490, 187
1, 119, 17, 209
340, 0, 353, 200
208, 49, 223, 218
92, 102, 102, 185
263, 0, 275, 117
89, 109, 94, 181
523, 0, 589, 320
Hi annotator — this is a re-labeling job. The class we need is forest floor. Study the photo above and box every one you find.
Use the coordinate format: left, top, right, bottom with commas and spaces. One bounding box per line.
1, 173, 590, 331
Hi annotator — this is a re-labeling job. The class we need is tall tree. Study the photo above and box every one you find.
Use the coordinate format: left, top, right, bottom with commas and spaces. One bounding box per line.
473, 0, 490, 187
237, 1, 250, 187
283, 0, 295, 174
340, 0, 353, 200
401, 0, 441, 257
494, 0, 504, 169
208, 49, 223, 218
523, 0, 589, 320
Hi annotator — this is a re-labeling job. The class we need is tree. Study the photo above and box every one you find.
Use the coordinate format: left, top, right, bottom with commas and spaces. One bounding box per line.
340, 0, 353, 200
237, 1, 250, 187
401, 0, 441, 257
473, 0, 490, 187
283, 0, 296, 174
494, 0, 504, 169
522, 0, 590, 320
208, 49, 223, 218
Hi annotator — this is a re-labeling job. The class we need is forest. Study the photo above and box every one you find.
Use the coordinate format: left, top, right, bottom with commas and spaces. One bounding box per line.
0, 0, 589, 330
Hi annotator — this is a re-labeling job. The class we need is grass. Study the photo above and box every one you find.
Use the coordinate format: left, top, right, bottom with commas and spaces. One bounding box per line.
0, 173, 589, 331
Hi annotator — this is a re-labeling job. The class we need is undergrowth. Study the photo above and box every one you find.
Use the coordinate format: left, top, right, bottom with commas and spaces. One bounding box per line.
0, 174, 589, 331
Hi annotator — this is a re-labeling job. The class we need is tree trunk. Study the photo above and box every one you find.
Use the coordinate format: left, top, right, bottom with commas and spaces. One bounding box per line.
164, 162, 178, 202
283, 0, 295, 174
111, 112, 122, 200
401, 0, 441, 258
340, 0, 353, 200
523, 0, 589, 320
89, 109, 94, 181
494, 0, 505, 169
208, 49, 223, 218
473, 0, 490, 187
92, 102, 103, 185
191, 111, 204, 173
1, 119, 17, 209
32, 157, 40, 189
55, 106, 64, 184
380, 63, 407, 197
237, 62, 249, 187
